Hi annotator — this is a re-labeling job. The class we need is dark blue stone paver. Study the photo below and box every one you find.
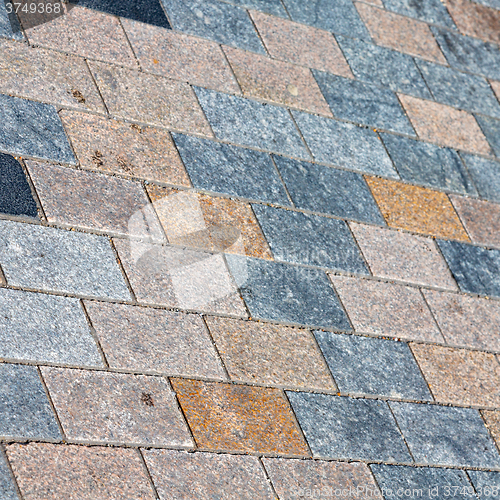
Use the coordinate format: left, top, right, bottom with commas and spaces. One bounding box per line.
274, 156, 386, 225
281, 0, 370, 40
287, 392, 412, 462
0, 153, 38, 218
336, 36, 432, 99
0, 363, 61, 440
0, 451, 18, 500
292, 111, 398, 178
77, 0, 171, 28
251, 205, 369, 274
314, 332, 433, 400
383, 0, 456, 28
313, 71, 415, 135
475, 115, 500, 158
381, 134, 478, 195
431, 27, 500, 81
0, 94, 75, 164
161, 0, 265, 53
461, 153, 500, 202
437, 239, 500, 298
416, 60, 500, 119
173, 134, 290, 205
390, 402, 500, 468
371, 465, 474, 500
225, 255, 351, 329
468, 471, 500, 499
222, 0, 288, 17
194, 87, 309, 158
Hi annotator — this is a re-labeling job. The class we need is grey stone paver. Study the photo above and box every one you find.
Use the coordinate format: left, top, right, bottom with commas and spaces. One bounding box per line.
0, 363, 61, 440
0, 288, 103, 366
0, 220, 131, 300
371, 465, 474, 500
0, 94, 75, 164
224, 0, 288, 17
251, 205, 369, 274
314, 332, 433, 400
172, 134, 290, 205
390, 402, 500, 468
281, 0, 370, 40
292, 111, 399, 178
194, 87, 309, 158
383, 0, 457, 28
416, 60, 500, 119
468, 471, 500, 499
381, 133, 478, 195
0, 2, 22, 41
462, 153, 500, 202
313, 71, 415, 135
0, 450, 18, 500
274, 155, 386, 224
162, 0, 266, 53
336, 36, 432, 99
475, 115, 500, 158
225, 255, 351, 329
286, 392, 412, 462
437, 239, 500, 298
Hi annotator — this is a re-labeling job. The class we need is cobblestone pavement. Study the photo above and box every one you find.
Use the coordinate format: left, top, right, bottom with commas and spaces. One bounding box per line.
1, 0, 500, 498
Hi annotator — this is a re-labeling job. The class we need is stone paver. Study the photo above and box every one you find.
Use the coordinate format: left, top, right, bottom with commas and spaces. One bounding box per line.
147, 186, 272, 258
423, 289, 500, 351
42, 368, 193, 446
380, 133, 477, 195
60, 111, 191, 186
171, 378, 309, 455
89, 62, 212, 136
463, 154, 500, 203
0, 153, 38, 218
7, 443, 157, 500
0, 2, 22, 41
350, 223, 457, 288
229, 0, 287, 16
275, 156, 386, 224
224, 47, 332, 116
482, 410, 500, 448
27, 162, 161, 237
122, 19, 240, 93
194, 87, 309, 158
250, 11, 353, 77
85, 301, 226, 378
287, 392, 412, 462
411, 343, 500, 407
438, 239, 500, 297
0, 363, 60, 441
172, 134, 289, 204
0, 94, 75, 164
0, 450, 18, 500
315, 332, 432, 400
390, 402, 500, 467
475, 115, 500, 157
114, 238, 247, 316
355, 2, 447, 63
226, 255, 351, 329
144, 449, 275, 500
205, 316, 335, 389
383, 0, 457, 28
292, 112, 398, 178
366, 177, 470, 240
399, 94, 493, 155
0, 220, 131, 300
0, 288, 102, 366
468, 470, 500, 500
252, 205, 368, 273
331, 276, 443, 342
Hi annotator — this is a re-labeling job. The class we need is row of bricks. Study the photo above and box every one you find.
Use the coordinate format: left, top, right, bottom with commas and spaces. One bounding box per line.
1, 442, 499, 500
1, 283, 500, 406
1, 361, 500, 466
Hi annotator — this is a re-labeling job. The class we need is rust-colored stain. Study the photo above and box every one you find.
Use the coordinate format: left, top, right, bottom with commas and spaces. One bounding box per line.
365, 176, 469, 241
171, 378, 310, 456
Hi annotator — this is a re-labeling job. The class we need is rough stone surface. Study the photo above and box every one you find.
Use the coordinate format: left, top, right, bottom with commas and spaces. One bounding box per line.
84, 301, 226, 378
331, 275, 443, 342
0, 450, 18, 500
252, 204, 369, 273
390, 401, 500, 467
383, 0, 457, 28
468, 470, 500, 500
482, 410, 500, 449
171, 378, 310, 455
206, 316, 335, 389
0, 220, 131, 300
226, 255, 352, 329
475, 115, 500, 157
463, 154, 500, 202
287, 392, 412, 462
315, 332, 433, 400
228, 0, 287, 16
